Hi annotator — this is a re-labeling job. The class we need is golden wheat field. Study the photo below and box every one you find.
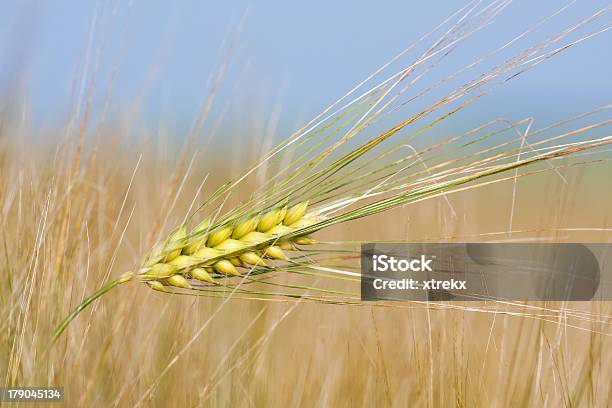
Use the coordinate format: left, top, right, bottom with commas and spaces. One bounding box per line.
2, 1, 612, 407
1, 130, 611, 406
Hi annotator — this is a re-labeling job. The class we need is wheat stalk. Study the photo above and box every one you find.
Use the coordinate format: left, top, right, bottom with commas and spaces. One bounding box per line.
53, 124, 611, 338
53, 2, 612, 339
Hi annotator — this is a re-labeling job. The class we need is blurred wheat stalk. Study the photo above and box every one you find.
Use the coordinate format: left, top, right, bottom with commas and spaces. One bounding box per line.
2, 1, 612, 406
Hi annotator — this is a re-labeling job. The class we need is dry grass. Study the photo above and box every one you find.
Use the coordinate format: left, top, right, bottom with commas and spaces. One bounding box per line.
1, 133, 611, 406
1, 2, 612, 406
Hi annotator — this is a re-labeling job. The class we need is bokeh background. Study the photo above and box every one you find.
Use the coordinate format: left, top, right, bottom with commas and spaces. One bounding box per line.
1, 0, 611, 138
1, 1, 611, 407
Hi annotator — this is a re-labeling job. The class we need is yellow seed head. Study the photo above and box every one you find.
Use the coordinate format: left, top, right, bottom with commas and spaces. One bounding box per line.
276, 206, 287, 224
167, 274, 191, 288
148, 281, 169, 292
257, 208, 280, 232
214, 259, 239, 276
191, 268, 216, 284
277, 241, 294, 251
161, 226, 187, 262
169, 225, 187, 241
239, 252, 267, 266
146, 263, 176, 278
213, 239, 246, 252
195, 246, 221, 260
207, 226, 233, 247
193, 217, 212, 234
183, 239, 205, 255
240, 231, 272, 244
266, 225, 294, 236
144, 242, 166, 266
232, 216, 259, 239
163, 249, 182, 263
168, 255, 199, 268
294, 236, 317, 245
284, 201, 309, 225
264, 245, 288, 260
288, 218, 316, 229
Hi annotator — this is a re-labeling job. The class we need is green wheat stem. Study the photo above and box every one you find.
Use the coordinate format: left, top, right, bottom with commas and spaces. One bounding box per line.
53, 277, 125, 341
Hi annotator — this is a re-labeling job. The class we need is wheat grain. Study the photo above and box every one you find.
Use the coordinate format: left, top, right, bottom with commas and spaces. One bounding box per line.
130, 202, 317, 290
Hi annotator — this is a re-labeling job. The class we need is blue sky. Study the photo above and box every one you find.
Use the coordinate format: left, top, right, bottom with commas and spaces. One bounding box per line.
1, 1, 610, 137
